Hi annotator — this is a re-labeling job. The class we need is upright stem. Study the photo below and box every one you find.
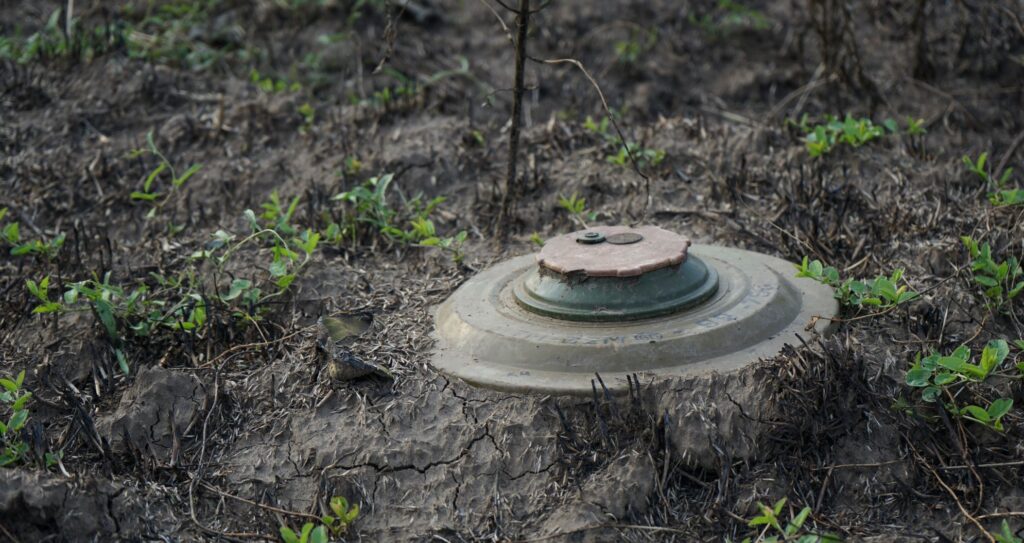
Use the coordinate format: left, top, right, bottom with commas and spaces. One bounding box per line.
498, 0, 530, 237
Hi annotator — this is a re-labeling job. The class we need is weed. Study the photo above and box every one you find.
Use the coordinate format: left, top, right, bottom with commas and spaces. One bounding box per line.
280, 496, 359, 543
1, 9, 127, 64
0, 370, 31, 467
794, 114, 901, 157
995, 521, 1023, 543
961, 236, 1023, 311
613, 28, 657, 65
342, 156, 363, 177
905, 117, 926, 136
321, 496, 360, 537
0, 208, 66, 259
129, 130, 203, 220
906, 340, 1014, 431
558, 192, 596, 229
329, 173, 459, 257
583, 115, 666, 170
529, 232, 545, 247
963, 152, 1023, 207
298, 103, 315, 133
250, 68, 303, 94
689, 1, 771, 38
796, 257, 918, 310
279, 523, 327, 543
418, 228, 469, 265
732, 497, 839, 543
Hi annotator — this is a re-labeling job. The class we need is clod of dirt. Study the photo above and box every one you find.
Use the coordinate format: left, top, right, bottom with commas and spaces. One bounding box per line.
538, 452, 655, 540
97, 365, 207, 461
651, 364, 777, 470
0, 470, 118, 541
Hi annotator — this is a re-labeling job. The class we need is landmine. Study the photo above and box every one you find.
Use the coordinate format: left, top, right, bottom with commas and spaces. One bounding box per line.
431, 226, 837, 395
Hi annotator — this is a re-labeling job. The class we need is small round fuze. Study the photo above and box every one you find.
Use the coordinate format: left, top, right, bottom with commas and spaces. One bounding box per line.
431, 228, 838, 395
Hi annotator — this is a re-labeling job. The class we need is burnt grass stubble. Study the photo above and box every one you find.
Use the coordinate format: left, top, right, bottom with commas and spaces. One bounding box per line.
1, 0, 1023, 541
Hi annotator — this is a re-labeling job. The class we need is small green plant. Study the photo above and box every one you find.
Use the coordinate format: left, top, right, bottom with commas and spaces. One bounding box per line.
689, 0, 771, 38
321, 496, 360, 537
905, 117, 926, 136
419, 228, 468, 265
963, 152, 1023, 207
280, 496, 359, 543
796, 257, 918, 310
250, 68, 302, 93
558, 192, 596, 228
961, 236, 1023, 311
613, 28, 657, 64
0, 370, 31, 467
906, 340, 1014, 431
279, 523, 327, 543
0, 208, 66, 258
529, 232, 545, 247
995, 520, 1023, 543
330, 173, 457, 251
298, 103, 315, 133
583, 114, 666, 170
797, 114, 898, 157
734, 498, 840, 543
129, 130, 202, 220
607, 142, 665, 169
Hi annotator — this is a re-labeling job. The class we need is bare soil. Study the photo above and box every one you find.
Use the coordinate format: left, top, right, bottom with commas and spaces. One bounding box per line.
2, 1, 1023, 541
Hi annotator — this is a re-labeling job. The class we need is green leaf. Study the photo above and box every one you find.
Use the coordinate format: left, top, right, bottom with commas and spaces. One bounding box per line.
933, 372, 957, 385
11, 392, 31, 411
222, 279, 252, 301
786, 507, 811, 535
961, 405, 990, 422
94, 299, 118, 340
130, 191, 160, 201
0, 378, 17, 393
922, 386, 942, 402
275, 274, 296, 290
981, 340, 1010, 375
279, 526, 299, 543
309, 526, 328, 543
269, 259, 288, 277
988, 398, 1013, 421
9, 409, 28, 431
905, 367, 931, 387
115, 349, 129, 376
173, 163, 202, 187
143, 162, 168, 193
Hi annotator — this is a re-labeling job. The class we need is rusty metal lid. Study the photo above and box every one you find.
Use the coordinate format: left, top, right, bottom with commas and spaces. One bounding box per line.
537, 226, 689, 278
515, 227, 717, 322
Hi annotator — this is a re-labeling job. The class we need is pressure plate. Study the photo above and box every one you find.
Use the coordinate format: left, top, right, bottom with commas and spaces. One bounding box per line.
431, 226, 837, 395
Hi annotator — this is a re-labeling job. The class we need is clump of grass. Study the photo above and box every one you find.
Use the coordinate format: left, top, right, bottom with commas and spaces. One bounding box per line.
327, 173, 468, 264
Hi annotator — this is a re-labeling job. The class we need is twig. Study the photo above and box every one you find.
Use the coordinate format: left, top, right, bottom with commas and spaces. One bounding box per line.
533, 57, 652, 223
928, 466, 994, 543
994, 129, 1024, 184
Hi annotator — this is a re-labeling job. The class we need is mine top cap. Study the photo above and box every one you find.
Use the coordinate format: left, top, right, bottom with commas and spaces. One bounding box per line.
536, 225, 690, 278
